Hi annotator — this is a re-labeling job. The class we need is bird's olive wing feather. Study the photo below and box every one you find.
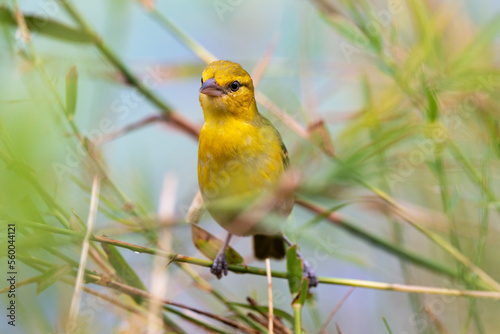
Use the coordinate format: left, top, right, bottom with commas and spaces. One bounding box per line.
280, 141, 289, 168
259, 115, 289, 169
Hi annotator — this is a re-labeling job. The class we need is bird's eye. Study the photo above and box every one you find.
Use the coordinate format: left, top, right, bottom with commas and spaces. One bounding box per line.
201, 77, 204, 84
229, 81, 240, 92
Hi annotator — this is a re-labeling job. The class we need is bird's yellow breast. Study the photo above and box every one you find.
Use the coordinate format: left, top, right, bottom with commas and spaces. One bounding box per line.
198, 116, 284, 205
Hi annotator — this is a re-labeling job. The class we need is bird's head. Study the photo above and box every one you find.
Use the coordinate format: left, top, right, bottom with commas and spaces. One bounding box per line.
199, 60, 256, 121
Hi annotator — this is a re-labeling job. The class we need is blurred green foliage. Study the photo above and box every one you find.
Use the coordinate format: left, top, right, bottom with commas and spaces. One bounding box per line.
1, 1, 500, 333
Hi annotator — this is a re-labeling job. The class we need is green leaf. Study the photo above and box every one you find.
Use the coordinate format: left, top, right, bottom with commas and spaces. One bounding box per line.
308, 120, 335, 157
293, 279, 310, 306
383, 317, 394, 334
190, 224, 244, 265
286, 245, 303, 296
65, 66, 78, 120
228, 302, 294, 325
320, 13, 371, 50
423, 80, 438, 122
36, 264, 73, 294
71, 208, 87, 230
17, 195, 55, 245
102, 244, 146, 304
0, 7, 93, 43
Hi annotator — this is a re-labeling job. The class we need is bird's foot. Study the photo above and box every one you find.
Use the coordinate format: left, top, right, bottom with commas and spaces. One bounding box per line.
303, 259, 318, 288
211, 253, 228, 279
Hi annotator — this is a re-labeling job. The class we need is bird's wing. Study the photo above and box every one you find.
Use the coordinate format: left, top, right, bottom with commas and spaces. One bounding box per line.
259, 115, 289, 169
280, 140, 289, 169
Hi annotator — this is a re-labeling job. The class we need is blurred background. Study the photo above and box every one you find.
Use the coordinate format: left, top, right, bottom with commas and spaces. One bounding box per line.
1, 0, 500, 333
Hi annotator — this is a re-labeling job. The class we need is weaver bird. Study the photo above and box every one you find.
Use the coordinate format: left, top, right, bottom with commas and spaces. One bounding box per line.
198, 60, 317, 287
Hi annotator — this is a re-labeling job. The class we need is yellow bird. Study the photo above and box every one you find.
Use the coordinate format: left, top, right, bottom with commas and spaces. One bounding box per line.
198, 60, 317, 286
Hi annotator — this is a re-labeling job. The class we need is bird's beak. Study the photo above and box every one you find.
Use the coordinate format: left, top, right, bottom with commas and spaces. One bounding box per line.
199, 78, 223, 97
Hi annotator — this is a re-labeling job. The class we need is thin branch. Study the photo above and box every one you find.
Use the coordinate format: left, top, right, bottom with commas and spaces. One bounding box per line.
386, 195, 500, 291
15, 219, 500, 299
186, 191, 204, 224
148, 8, 217, 65
178, 263, 267, 332
19, 258, 230, 334
64, 279, 152, 322
266, 258, 274, 334
58, 0, 200, 139
67, 175, 100, 329
12, 3, 30, 42
293, 303, 302, 334
319, 288, 355, 334
294, 198, 461, 284
96, 115, 167, 145
86, 274, 259, 334
247, 297, 292, 334
0, 275, 42, 294
148, 174, 177, 333
252, 33, 280, 88
255, 91, 310, 140
424, 305, 451, 334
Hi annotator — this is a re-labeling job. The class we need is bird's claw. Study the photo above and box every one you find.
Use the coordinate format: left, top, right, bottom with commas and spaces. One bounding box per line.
303, 259, 318, 288
211, 253, 228, 279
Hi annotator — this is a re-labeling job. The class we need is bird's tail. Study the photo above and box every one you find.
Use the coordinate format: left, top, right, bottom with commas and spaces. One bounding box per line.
253, 235, 285, 260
